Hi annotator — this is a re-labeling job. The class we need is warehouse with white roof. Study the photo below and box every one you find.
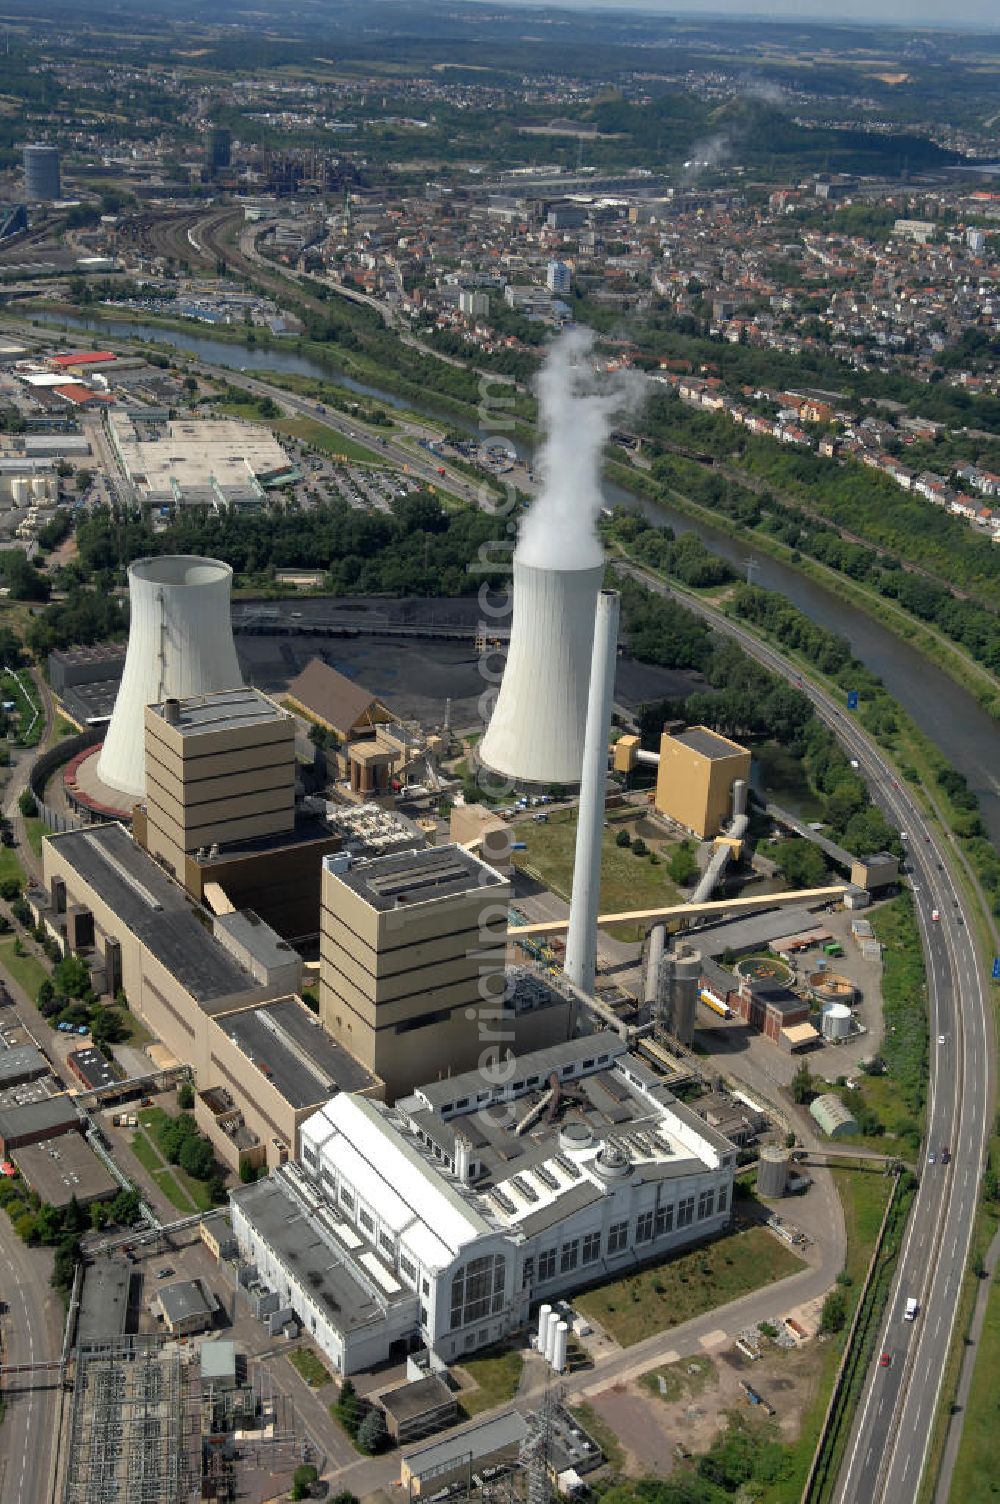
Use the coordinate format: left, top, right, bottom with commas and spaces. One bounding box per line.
230, 1033, 736, 1373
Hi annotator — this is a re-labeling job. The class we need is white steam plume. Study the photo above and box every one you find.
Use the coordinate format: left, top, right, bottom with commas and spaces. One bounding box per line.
517, 327, 646, 572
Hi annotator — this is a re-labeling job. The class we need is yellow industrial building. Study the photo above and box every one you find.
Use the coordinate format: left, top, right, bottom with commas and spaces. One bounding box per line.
654, 725, 751, 839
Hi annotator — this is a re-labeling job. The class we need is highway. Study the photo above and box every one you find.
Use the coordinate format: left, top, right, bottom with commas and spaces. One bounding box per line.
614, 561, 994, 1504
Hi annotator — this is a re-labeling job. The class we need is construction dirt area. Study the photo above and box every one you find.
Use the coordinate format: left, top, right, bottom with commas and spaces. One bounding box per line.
574, 1337, 827, 1477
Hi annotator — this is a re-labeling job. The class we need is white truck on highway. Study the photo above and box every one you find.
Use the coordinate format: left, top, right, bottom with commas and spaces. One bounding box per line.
904, 1297, 919, 1321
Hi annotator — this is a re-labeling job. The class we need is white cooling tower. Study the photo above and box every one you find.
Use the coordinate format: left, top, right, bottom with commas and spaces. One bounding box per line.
478, 556, 603, 787
98, 555, 243, 798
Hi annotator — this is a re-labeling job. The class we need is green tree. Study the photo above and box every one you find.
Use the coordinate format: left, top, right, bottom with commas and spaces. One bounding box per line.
179, 1136, 216, 1181
668, 840, 699, 885
357, 1406, 388, 1455
631, 837, 648, 857
177, 1080, 195, 1110
291, 1464, 319, 1501
53, 953, 91, 1000
18, 790, 37, 819
615, 828, 631, 849
791, 1061, 815, 1105
820, 1289, 847, 1334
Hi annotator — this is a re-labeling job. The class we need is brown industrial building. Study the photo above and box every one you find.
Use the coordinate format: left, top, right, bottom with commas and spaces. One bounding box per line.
286, 658, 393, 743
319, 845, 571, 1101
381, 1374, 458, 1444
654, 725, 751, 839
40, 824, 381, 1173
0, 1096, 81, 1155
320, 845, 512, 1100
131, 687, 340, 938
13, 1134, 118, 1208
285, 658, 427, 797
141, 688, 296, 878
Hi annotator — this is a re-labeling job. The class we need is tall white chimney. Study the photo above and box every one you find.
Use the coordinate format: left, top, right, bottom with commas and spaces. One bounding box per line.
98, 555, 243, 798
563, 589, 620, 995
479, 556, 602, 788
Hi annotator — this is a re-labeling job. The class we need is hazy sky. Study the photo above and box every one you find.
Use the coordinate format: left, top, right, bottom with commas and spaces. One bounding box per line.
487, 0, 999, 28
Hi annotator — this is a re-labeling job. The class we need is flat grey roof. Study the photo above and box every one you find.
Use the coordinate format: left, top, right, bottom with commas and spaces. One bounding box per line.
233, 1175, 409, 1329
214, 910, 297, 972
0, 1043, 49, 1086
329, 843, 505, 912
50, 824, 256, 1005
381, 1374, 455, 1424
403, 1411, 527, 1477
158, 1278, 214, 1325
217, 998, 377, 1108
67, 1046, 119, 1091
13, 1135, 118, 1206
0, 1095, 79, 1142
692, 906, 823, 959
200, 1339, 236, 1380
151, 687, 287, 737
673, 726, 743, 761
77, 1258, 131, 1346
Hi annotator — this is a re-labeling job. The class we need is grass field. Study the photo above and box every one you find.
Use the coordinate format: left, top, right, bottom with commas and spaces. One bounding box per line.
457, 1347, 524, 1417
271, 416, 386, 464
513, 808, 682, 941
135, 1109, 217, 1212
0, 937, 49, 1002
23, 818, 52, 859
942, 1274, 1000, 1503
130, 1129, 197, 1213
289, 1348, 333, 1389
575, 1226, 805, 1347
0, 846, 25, 886
1, 669, 43, 746
569, 1402, 626, 1474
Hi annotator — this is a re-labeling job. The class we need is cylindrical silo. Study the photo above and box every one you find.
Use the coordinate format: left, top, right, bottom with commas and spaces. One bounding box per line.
663, 942, 701, 1046
564, 589, 620, 994
758, 1145, 789, 1199
552, 1320, 569, 1373
537, 1304, 552, 1351
644, 922, 666, 1010
822, 1002, 853, 1041
478, 555, 603, 788
98, 555, 243, 797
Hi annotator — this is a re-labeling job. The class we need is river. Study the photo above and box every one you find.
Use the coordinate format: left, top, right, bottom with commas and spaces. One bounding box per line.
30, 310, 1000, 848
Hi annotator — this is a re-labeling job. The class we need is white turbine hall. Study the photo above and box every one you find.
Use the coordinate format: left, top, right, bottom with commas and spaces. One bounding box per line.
564, 588, 620, 995
98, 555, 243, 798
479, 328, 644, 789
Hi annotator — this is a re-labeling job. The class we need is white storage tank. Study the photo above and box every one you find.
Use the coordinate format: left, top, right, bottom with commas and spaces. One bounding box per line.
10, 476, 29, 506
552, 1320, 569, 1373
757, 1144, 789, 1199
543, 1310, 559, 1363
822, 1002, 853, 1041
537, 1303, 552, 1351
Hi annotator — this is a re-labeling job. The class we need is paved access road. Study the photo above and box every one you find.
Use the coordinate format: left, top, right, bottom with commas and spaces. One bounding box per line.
615, 562, 993, 1504
0, 1229, 63, 1504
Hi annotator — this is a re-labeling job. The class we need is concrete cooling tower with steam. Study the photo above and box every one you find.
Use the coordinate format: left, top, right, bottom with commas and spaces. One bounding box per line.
98, 555, 243, 798
479, 327, 645, 789
478, 555, 602, 787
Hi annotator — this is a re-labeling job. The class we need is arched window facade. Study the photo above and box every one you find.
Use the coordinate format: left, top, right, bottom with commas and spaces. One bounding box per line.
450, 1253, 506, 1331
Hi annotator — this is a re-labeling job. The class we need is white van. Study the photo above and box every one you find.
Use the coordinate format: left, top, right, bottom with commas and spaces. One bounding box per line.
904, 1297, 919, 1321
